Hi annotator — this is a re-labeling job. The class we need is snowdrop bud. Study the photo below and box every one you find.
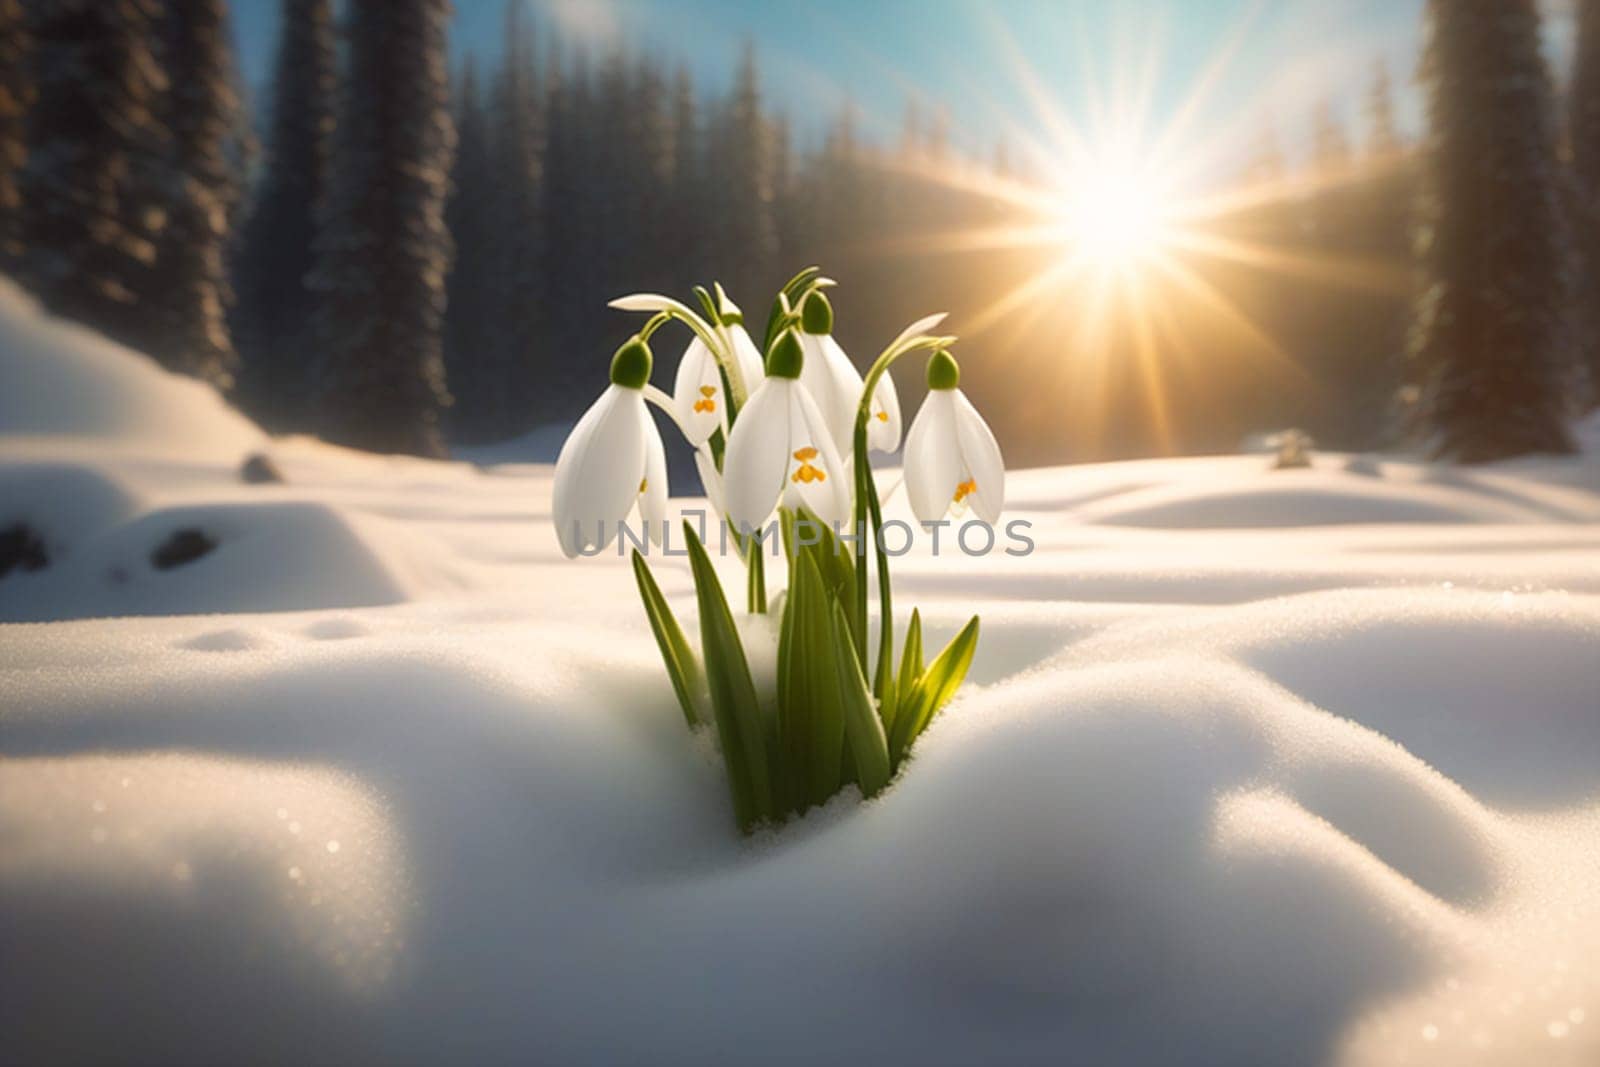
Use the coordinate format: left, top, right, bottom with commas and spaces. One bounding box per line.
766, 328, 805, 379
800, 290, 834, 335
926, 349, 961, 391
609, 336, 653, 389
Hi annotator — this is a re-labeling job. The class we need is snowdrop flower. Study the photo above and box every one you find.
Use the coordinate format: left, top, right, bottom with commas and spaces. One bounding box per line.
797, 291, 901, 455
717, 295, 768, 397
552, 336, 669, 557
723, 329, 851, 531
671, 297, 766, 446
904, 350, 1004, 525
673, 337, 731, 446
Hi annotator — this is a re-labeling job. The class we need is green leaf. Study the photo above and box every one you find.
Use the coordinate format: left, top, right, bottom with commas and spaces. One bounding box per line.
790, 508, 860, 651
692, 284, 719, 325
829, 601, 892, 798
762, 266, 821, 352
890, 615, 980, 767
792, 549, 845, 807
883, 607, 923, 735
631, 550, 703, 729
683, 522, 773, 831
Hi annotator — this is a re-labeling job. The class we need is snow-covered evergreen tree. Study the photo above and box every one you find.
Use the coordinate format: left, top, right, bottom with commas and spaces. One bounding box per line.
309, 0, 455, 458
0, 0, 30, 266
234, 0, 335, 428
18, 0, 167, 345
1410, 0, 1575, 460
144, 0, 239, 388
1568, 0, 1600, 408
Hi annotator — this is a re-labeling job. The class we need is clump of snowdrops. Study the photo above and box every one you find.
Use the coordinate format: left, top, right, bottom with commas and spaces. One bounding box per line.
552, 268, 1004, 832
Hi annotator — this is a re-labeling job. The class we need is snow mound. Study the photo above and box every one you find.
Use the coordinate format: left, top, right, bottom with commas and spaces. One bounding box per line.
2, 598, 1596, 1065
1083, 472, 1565, 527
0, 276, 262, 456
0, 497, 421, 622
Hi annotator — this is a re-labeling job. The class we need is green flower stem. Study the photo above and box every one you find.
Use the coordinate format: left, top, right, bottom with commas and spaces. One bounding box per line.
851, 333, 956, 695
636, 310, 673, 341
641, 384, 687, 435
747, 533, 767, 614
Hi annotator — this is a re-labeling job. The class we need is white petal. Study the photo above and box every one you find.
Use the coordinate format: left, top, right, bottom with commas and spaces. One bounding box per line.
723, 379, 793, 533
608, 293, 684, 314
902, 390, 964, 525
552, 385, 648, 557
694, 445, 725, 517
638, 411, 670, 546
866, 366, 902, 453
800, 333, 865, 454
953, 389, 1005, 524
728, 324, 766, 401
673, 337, 726, 446
786, 383, 852, 528
883, 312, 949, 356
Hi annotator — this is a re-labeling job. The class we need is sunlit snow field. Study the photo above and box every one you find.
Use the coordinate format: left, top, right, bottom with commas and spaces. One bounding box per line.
2, 279, 1599, 1065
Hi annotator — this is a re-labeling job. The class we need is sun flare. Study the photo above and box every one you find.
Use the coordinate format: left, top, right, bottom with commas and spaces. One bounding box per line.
1060, 157, 1173, 268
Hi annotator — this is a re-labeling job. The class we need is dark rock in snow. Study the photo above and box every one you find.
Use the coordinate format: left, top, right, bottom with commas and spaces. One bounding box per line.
0, 523, 50, 578
151, 528, 217, 570
241, 453, 287, 484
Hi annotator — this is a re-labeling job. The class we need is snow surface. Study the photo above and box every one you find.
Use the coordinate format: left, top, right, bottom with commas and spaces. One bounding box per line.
2, 280, 1599, 1065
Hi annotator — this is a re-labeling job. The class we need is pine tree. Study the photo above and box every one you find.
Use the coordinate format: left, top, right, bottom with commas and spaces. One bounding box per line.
18, 0, 168, 344
234, 0, 335, 427
705, 43, 777, 300
144, 0, 240, 387
309, 0, 455, 457
1347, 60, 1415, 444
489, 0, 544, 437
0, 0, 30, 265
1410, 0, 1575, 460
664, 65, 702, 278
1367, 61, 1402, 159
444, 57, 502, 442
1568, 0, 1600, 406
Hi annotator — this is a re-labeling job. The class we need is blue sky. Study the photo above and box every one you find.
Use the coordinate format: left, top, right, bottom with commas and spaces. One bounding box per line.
227, 1, 1577, 180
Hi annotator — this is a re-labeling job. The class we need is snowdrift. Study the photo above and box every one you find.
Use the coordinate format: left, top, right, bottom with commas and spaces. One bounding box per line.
2, 280, 1599, 1064
0, 277, 262, 456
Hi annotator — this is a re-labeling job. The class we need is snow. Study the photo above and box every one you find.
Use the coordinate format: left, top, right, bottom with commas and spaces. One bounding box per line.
3, 283, 1600, 1065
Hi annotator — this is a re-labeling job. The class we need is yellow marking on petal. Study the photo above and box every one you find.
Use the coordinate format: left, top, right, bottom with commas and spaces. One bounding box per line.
639, 478, 648, 493
953, 478, 977, 503
875, 410, 889, 422
793, 446, 819, 462
790, 446, 826, 485
694, 397, 716, 413
700, 385, 716, 397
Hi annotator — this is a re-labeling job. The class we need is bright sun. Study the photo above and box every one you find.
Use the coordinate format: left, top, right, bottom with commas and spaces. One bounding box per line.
1062, 159, 1173, 268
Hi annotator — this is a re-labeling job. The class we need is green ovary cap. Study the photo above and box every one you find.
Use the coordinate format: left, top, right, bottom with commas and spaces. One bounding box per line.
926, 349, 961, 390
800, 290, 834, 335
765, 329, 805, 379
609, 336, 653, 389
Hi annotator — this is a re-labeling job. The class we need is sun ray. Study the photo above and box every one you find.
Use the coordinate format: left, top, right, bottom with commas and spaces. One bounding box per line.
1164, 230, 1412, 296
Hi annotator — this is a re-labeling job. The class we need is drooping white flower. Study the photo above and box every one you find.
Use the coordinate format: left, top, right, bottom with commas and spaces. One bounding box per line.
797, 291, 901, 455
672, 337, 730, 446
671, 295, 767, 446
903, 350, 1004, 525
714, 290, 768, 399
723, 329, 851, 532
552, 337, 669, 557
